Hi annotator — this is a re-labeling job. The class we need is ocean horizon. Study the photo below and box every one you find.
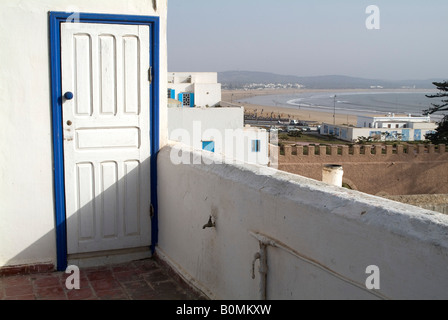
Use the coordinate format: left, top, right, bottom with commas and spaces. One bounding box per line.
238, 90, 446, 122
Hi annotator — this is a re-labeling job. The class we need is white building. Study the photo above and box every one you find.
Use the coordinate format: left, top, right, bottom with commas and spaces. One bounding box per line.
1, 0, 169, 272
321, 114, 437, 142
2, 0, 448, 300
167, 72, 269, 165
357, 115, 432, 129
167, 72, 221, 107
168, 107, 270, 166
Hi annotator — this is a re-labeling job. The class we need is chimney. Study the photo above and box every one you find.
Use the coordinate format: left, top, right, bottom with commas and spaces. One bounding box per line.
322, 164, 344, 187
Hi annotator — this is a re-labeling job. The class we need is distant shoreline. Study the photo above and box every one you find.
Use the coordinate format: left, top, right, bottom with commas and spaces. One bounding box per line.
222, 88, 437, 126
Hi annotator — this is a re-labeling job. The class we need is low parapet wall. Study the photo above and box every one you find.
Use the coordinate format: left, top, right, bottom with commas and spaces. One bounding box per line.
157, 143, 448, 299
218, 101, 244, 108
384, 194, 448, 215
279, 144, 448, 195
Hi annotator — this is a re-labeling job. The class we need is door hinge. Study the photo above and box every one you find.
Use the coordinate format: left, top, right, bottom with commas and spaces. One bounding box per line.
148, 67, 152, 84
150, 203, 155, 218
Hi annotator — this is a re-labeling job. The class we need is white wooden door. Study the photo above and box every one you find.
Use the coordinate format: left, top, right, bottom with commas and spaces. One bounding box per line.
61, 22, 151, 254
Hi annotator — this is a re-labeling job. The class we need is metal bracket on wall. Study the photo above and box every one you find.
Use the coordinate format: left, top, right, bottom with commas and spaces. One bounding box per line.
248, 231, 389, 300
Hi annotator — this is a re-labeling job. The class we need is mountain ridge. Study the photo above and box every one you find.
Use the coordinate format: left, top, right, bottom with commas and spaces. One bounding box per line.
218, 71, 443, 89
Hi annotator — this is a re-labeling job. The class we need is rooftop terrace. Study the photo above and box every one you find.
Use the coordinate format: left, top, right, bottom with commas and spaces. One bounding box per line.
0, 257, 206, 300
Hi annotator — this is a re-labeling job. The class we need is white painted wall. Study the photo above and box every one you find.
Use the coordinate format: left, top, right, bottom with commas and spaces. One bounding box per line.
168, 108, 269, 165
357, 115, 432, 128
157, 144, 448, 300
193, 83, 222, 107
168, 72, 221, 107
0, 0, 167, 268
321, 124, 435, 142
410, 122, 438, 130
168, 72, 217, 84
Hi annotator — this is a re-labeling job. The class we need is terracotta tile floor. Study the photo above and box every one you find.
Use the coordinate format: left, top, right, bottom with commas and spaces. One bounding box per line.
0, 258, 206, 300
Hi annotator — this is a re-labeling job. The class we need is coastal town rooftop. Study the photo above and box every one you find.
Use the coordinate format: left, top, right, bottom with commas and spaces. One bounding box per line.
2, 0, 448, 301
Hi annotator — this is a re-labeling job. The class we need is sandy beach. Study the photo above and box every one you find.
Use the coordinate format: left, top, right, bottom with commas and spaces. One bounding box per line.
222, 88, 428, 126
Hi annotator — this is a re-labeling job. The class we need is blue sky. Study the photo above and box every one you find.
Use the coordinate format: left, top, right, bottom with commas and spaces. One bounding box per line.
167, 0, 448, 80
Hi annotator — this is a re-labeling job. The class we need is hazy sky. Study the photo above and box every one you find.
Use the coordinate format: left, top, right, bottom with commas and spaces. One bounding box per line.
167, 0, 448, 80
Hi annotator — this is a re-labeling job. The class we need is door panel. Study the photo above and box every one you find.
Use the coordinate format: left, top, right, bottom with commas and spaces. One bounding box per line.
414, 129, 422, 141
61, 22, 151, 255
402, 129, 410, 141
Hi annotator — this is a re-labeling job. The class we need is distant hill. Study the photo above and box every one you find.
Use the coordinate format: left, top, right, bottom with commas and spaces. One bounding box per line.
218, 71, 441, 89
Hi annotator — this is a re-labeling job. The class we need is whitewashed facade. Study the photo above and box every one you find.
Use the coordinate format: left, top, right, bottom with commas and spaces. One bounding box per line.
0, 0, 168, 270
357, 115, 432, 129
322, 115, 437, 142
168, 107, 270, 166
2, 0, 448, 300
168, 72, 222, 107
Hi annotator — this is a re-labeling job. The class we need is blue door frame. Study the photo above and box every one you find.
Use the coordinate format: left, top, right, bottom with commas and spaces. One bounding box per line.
49, 12, 160, 271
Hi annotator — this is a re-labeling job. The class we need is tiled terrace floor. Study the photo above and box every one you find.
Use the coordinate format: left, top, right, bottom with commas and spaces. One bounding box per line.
0, 258, 206, 300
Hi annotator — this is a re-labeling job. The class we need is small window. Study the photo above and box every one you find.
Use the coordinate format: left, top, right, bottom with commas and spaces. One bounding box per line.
179, 92, 195, 107
396, 124, 399, 129
202, 141, 215, 153
388, 124, 392, 129
251, 140, 261, 153
168, 89, 175, 99
183, 93, 191, 107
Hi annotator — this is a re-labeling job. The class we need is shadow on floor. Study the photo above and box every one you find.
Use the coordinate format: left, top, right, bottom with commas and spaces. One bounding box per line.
0, 257, 207, 300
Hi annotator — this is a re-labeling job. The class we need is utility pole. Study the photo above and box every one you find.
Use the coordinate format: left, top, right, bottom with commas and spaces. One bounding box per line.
333, 95, 337, 126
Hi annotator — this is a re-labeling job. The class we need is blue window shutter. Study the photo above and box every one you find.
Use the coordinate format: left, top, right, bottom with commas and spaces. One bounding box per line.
170, 89, 176, 99
178, 93, 183, 107
190, 93, 195, 108
202, 141, 215, 153
414, 129, 421, 141
402, 129, 410, 141
251, 140, 261, 152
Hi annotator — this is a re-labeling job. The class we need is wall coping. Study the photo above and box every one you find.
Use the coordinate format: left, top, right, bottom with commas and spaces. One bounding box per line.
161, 143, 448, 249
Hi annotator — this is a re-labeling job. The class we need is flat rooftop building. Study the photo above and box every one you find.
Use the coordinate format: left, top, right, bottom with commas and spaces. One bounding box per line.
167, 72, 221, 108
322, 114, 437, 142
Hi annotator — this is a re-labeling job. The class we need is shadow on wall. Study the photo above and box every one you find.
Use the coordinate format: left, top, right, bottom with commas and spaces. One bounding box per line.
4, 157, 154, 273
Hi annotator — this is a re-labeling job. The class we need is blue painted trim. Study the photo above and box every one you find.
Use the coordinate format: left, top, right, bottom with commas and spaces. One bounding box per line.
49, 12, 67, 272
49, 12, 161, 271
170, 89, 176, 100
190, 93, 195, 108
414, 129, 422, 141
251, 140, 261, 153
149, 17, 160, 254
202, 141, 215, 153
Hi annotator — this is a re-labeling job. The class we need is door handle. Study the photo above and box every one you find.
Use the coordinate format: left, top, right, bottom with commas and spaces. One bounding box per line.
64, 92, 74, 100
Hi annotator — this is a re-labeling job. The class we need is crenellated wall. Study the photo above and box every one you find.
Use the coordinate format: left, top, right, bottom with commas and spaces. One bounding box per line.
279, 144, 448, 196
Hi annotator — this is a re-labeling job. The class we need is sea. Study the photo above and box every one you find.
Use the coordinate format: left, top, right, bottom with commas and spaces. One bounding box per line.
237, 90, 446, 122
